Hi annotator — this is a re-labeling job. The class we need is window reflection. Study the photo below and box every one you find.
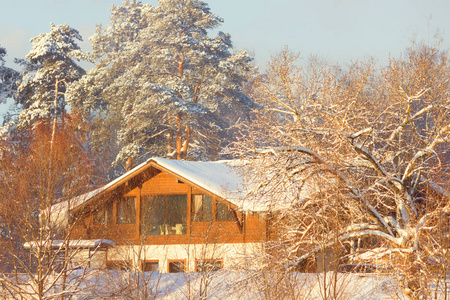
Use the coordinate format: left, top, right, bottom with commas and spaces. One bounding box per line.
141, 195, 187, 236
93, 201, 113, 225
216, 201, 235, 222
117, 196, 136, 224
192, 194, 213, 222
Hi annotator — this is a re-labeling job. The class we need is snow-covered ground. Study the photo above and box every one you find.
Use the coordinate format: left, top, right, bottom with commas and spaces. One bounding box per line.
1, 270, 411, 299
120, 271, 407, 299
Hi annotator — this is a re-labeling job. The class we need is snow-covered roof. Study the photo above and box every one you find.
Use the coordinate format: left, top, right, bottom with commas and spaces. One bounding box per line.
49, 159, 153, 224
49, 157, 315, 226
24, 239, 115, 249
52, 158, 272, 218
151, 158, 247, 207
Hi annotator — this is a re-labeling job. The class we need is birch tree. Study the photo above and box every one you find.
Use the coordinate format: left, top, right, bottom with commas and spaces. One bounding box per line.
0, 118, 96, 299
232, 45, 450, 299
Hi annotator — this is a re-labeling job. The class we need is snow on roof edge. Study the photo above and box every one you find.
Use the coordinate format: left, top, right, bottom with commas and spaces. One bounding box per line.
24, 239, 116, 249
150, 158, 250, 209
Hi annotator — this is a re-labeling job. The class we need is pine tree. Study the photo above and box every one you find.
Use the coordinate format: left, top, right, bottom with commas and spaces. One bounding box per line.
69, 0, 255, 168
14, 24, 87, 128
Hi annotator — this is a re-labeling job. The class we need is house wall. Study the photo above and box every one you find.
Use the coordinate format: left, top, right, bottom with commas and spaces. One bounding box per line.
105, 242, 264, 273
71, 249, 107, 269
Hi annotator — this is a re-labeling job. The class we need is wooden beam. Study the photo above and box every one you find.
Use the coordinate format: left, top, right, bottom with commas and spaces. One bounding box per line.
187, 186, 192, 238
231, 210, 243, 234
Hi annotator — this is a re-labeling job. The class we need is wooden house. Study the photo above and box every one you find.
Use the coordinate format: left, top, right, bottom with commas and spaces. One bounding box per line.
52, 158, 269, 273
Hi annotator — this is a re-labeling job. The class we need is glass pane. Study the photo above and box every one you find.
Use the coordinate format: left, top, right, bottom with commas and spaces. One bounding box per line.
141, 195, 164, 236
192, 195, 212, 222
105, 201, 114, 224
93, 207, 105, 225
216, 201, 235, 222
141, 195, 187, 236
168, 261, 185, 273
142, 261, 159, 272
166, 195, 187, 235
197, 260, 223, 272
93, 201, 114, 225
117, 196, 136, 224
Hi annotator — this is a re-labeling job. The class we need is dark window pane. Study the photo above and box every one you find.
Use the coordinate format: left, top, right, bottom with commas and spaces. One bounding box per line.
141, 195, 187, 236
117, 197, 136, 224
196, 260, 223, 272
168, 261, 185, 273
216, 201, 235, 222
93, 207, 105, 225
93, 201, 114, 225
192, 195, 212, 222
105, 201, 114, 224
141, 195, 164, 236
142, 261, 159, 272
166, 195, 187, 235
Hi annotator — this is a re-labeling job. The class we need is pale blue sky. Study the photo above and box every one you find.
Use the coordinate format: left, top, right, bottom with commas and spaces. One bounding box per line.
1, 0, 449, 119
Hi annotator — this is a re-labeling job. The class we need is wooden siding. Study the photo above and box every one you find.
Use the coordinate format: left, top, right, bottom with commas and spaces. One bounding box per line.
70, 166, 267, 246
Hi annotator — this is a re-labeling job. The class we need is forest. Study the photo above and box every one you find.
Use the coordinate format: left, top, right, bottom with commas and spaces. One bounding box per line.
0, 0, 450, 299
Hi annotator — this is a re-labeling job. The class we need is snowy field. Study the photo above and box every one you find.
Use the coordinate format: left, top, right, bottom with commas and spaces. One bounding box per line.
1, 270, 412, 299
106, 271, 407, 299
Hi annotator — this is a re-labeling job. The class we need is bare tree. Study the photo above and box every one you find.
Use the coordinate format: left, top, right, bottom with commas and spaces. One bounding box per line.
0, 115, 96, 299
230, 44, 450, 299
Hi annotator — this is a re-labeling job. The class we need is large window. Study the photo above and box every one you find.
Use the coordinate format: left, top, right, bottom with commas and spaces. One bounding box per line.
117, 196, 136, 224
93, 201, 113, 225
192, 195, 235, 223
216, 201, 235, 222
141, 194, 187, 236
192, 194, 213, 222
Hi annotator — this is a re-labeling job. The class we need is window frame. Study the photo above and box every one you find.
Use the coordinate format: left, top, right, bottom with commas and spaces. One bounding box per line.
167, 259, 186, 273
141, 260, 159, 272
215, 200, 236, 222
140, 193, 188, 236
92, 201, 114, 225
195, 259, 223, 273
191, 194, 213, 222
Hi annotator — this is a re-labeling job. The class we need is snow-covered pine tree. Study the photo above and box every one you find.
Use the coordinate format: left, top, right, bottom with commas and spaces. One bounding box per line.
0, 46, 19, 105
14, 24, 87, 128
68, 0, 254, 168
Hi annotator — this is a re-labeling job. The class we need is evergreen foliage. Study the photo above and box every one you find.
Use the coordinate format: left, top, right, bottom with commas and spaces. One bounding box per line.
0, 46, 19, 105
68, 0, 255, 167
14, 24, 87, 128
